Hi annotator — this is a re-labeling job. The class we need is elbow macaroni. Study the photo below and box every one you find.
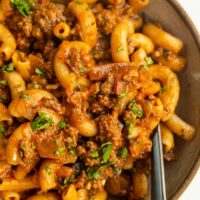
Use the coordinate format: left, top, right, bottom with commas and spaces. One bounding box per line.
68, 0, 97, 47
0, 0, 195, 199
12, 51, 31, 81
4, 71, 26, 99
0, 24, 16, 65
111, 22, 130, 62
143, 23, 183, 53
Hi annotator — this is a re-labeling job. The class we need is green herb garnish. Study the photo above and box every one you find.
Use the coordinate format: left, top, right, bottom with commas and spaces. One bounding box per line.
87, 167, 101, 180
63, 177, 75, 185
161, 85, 167, 92
10, 0, 35, 17
79, 67, 88, 73
0, 80, 7, 86
85, 7, 91, 11
140, 65, 149, 71
0, 124, 5, 136
128, 99, 136, 110
58, 121, 66, 129
35, 68, 45, 76
1, 63, 14, 72
55, 146, 65, 156
145, 56, 154, 65
132, 107, 143, 118
69, 148, 76, 156
118, 86, 128, 99
101, 142, 112, 164
44, 166, 52, 175
55, 138, 62, 145
90, 151, 99, 158
31, 112, 53, 131
87, 163, 112, 180
19, 92, 30, 100
127, 122, 137, 139
120, 147, 128, 158
117, 45, 125, 52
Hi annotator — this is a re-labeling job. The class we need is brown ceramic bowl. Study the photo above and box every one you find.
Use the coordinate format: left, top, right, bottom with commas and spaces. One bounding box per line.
110, 0, 200, 199
143, 0, 200, 199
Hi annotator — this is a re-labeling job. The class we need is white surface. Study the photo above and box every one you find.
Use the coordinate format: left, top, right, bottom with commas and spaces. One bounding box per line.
175, 1, 200, 200
178, 0, 200, 32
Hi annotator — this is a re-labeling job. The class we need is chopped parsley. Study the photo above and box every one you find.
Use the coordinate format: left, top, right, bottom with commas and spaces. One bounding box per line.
101, 142, 112, 164
54, 146, 65, 156
128, 99, 136, 110
69, 148, 76, 156
0, 124, 5, 136
145, 56, 154, 65
35, 68, 45, 76
44, 166, 52, 175
87, 163, 112, 180
118, 86, 128, 99
85, 7, 91, 11
128, 100, 143, 118
161, 85, 167, 92
0, 80, 7, 86
19, 92, 30, 100
117, 45, 125, 52
30, 112, 53, 131
87, 167, 101, 180
118, 92, 126, 98
63, 177, 75, 185
120, 147, 128, 159
58, 121, 66, 129
90, 151, 99, 158
132, 107, 143, 118
1, 63, 14, 72
140, 65, 149, 71
79, 67, 88, 73
127, 122, 137, 139
55, 138, 62, 145
10, 0, 35, 17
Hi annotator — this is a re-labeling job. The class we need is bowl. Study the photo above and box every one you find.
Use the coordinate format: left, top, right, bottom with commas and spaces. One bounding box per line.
110, 0, 200, 199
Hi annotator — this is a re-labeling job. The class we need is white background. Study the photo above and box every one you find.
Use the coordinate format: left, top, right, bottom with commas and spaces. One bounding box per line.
176, 0, 200, 200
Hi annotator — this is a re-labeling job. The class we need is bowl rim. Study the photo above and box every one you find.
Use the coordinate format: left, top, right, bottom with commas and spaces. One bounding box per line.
167, 0, 200, 199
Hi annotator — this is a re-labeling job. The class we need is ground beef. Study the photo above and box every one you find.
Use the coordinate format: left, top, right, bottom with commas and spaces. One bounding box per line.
92, 33, 111, 62
100, 79, 113, 95
39, 98, 66, 115
77, 141, 100, 167
98, 115, 123, 150
90, 102, 104, 114
33, 3, 66, 37
95, 9, 118, 35
6, 3, 66, 52
63, 126, 79, 148
65, 47, 95, 75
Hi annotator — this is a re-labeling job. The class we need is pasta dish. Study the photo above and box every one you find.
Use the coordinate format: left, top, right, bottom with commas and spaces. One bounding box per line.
0, 0, 195, 199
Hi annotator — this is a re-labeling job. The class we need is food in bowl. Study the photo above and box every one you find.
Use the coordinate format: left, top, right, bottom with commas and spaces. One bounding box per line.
0, 0, 195, 199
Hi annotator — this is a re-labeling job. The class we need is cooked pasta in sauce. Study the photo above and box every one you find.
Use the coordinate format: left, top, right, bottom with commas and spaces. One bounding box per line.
0, 0, 195, 199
